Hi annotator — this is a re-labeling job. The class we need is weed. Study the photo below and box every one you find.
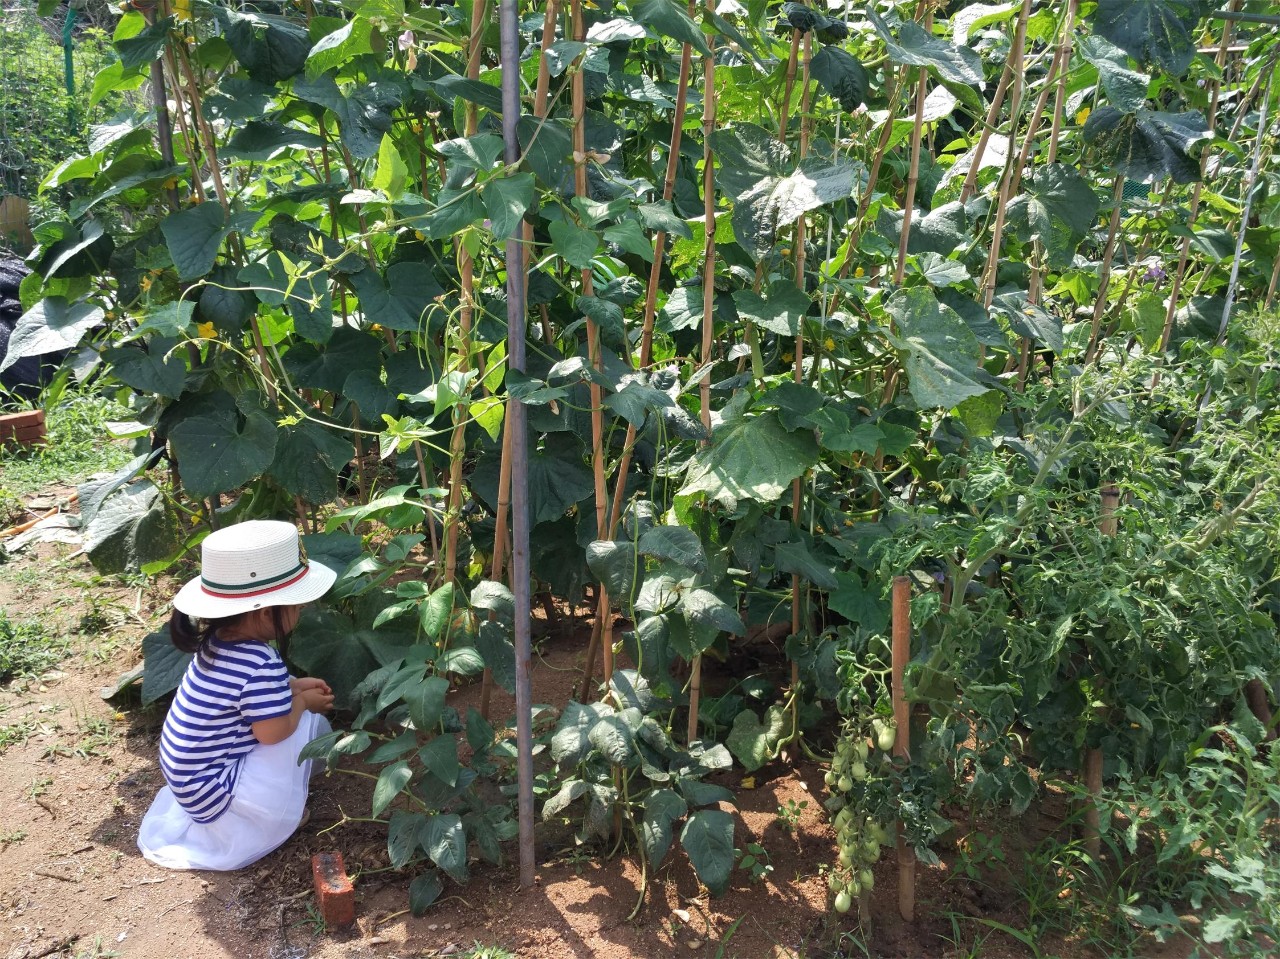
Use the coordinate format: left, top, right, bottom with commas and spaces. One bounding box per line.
71, 936, 120, 959
776, 798, 808, 832
952, 830, 1007, 882
0, 610, 70, 683
460, 946, 517, 959
0, 715, 42, 753
26, 776, 52, 799
293, 901, 326, 937
74, 715, 119, 758
735, 842, 773, 883
0, 828, 27, 847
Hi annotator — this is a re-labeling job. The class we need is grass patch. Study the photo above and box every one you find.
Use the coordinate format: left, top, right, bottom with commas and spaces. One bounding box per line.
0, 609, 71, 683
1, 388, 134, 496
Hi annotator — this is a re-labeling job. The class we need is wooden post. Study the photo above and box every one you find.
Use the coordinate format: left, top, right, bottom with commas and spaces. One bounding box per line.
891, 575, 914, 922
1083, 483, 1119, 859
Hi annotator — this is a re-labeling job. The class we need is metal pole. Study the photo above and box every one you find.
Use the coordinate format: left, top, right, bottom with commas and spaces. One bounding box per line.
498, 0, 536, 890
61, 7, 78, 133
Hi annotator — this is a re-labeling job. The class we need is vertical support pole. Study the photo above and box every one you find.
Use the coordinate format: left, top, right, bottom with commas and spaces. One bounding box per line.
499, 0, 535, 891
891, 575, 914, 922
62, 7, 78, 133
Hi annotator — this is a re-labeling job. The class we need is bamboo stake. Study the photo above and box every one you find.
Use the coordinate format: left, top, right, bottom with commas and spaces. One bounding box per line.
567, 0, 615, 699
959, 60, 1014, 204
894, 14, 931, 286
499, 0, 535, 890
891, 575, 914, 921
444, 0, 489, 587
688, 2, 718, 747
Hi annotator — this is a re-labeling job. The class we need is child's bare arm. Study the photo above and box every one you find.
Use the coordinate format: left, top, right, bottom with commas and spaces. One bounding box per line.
251, 679, 333, 745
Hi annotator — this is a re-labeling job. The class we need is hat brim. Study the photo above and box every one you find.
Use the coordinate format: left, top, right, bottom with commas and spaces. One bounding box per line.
172, 560, 337, 620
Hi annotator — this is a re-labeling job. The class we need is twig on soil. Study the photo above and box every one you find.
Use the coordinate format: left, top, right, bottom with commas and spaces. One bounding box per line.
26, 935, 80, 959
375, 909, 409, 926
33, 796, 56, 819
159, 898, 193, 916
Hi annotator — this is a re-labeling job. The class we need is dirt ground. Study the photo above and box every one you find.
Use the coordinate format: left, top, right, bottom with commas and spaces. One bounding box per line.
0, 498, 1187, 959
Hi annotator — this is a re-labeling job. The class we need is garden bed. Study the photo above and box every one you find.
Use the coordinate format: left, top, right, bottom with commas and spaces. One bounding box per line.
0, 507, 1201, 959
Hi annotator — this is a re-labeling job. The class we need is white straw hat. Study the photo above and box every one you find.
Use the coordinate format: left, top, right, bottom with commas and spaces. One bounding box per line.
173, 520, 336, 620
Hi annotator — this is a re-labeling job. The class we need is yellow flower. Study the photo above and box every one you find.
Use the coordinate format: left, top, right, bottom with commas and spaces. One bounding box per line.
172, 0, 193, 21
139, 276, 152, 292
414, 230, 426, 241
163, 177, 179, 190
1076, 106, 1091, 126
824, 337, 835, 351
371, 323, 384, 332
196, 321, 216, 339
854, 266, 865, 278
782, 351, 794, 363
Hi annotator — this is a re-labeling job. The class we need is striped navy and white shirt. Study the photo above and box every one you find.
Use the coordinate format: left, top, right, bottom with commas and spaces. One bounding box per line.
158, 637, 293, 823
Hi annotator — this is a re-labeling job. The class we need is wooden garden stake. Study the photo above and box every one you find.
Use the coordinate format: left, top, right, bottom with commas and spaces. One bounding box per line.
891, 575, 914, 921
894, 31, 930, 286
499, 0, 535, 890
443, 0, 489, 587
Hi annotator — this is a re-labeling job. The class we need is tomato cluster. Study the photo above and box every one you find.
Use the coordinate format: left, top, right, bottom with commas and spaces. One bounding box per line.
823, 717, 896, 912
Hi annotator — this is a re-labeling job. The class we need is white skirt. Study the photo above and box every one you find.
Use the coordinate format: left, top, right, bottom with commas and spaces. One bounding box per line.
137, 712, 331, 871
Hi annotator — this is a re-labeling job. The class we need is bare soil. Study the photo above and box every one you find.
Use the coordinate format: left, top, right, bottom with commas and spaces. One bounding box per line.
0, 498, 1188, 959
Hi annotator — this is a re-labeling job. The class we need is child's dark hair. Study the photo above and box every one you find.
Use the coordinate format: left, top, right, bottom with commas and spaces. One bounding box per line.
169, 607, 294, 656
169, 610, 234, 653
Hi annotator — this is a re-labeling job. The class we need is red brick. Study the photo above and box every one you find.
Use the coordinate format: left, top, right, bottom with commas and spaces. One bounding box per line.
311, 851, 355, 929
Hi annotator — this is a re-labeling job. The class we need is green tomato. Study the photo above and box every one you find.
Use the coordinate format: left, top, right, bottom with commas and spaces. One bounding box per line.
824, 771, 837, 787
860, 868, 874, 889
854, 739, 869, 761
834, 890, 852, 914
876, 723, 896, 752
838, 847, 854, 868
850, 760, 867, 781
837, 775, 853, 793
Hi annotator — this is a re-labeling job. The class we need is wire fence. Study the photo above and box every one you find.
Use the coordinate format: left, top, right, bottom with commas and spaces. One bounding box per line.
1, 0, 117, 245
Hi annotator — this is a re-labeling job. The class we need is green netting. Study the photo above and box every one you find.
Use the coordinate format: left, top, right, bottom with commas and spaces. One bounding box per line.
0, 0, 114, 201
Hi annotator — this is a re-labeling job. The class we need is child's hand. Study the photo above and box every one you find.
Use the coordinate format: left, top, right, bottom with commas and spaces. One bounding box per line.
291, 676, 334, 713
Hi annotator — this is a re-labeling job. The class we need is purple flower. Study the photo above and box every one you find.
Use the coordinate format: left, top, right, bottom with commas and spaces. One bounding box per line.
1144, 263, 1166, 283
398, 30, 415, 51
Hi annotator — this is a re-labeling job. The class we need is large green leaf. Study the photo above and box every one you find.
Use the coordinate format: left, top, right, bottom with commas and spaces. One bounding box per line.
679, 408, 819, 510
483, 173, 535, 240
470, 435, 595, 526
161, 204, 229, 280
1093, 0, 1209, 76
884, 287, 987, 410
726, 705, 791, 772
168, 407, 278, 498
349, 262, 443, 333
1006, 163, 1100, 269
680, 809, 736, 896
408, 871, 444, 915
283, 327, 383, 392
80, 478, 179, 576
285, 607, 419, 708
1077, 35, 1151, 114
637, 526, 707, 574
711, 124, 791, 203
681, 588, 746, 637
642, 788, 688, 869
387, 810, 422, 869
218, 8, 311, 83
732, 283, 812, 337
306, 17, 374, 78
1083, 108, 1212, 184
867, 10, 984, 87
474, 620, 516, 693
115, 16, 173, 70
421, 814, 468, 881
372, 761, 413, 818
588, 714, 637, 766
267, 419, 353, 503
0, 298, 102, 374
810, 46, 869, 112
139, 627, 192, 704
632, 0, 712, 55
101, 338, 186, 399
586, 540, 643, 609
827, 572, 890, 634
